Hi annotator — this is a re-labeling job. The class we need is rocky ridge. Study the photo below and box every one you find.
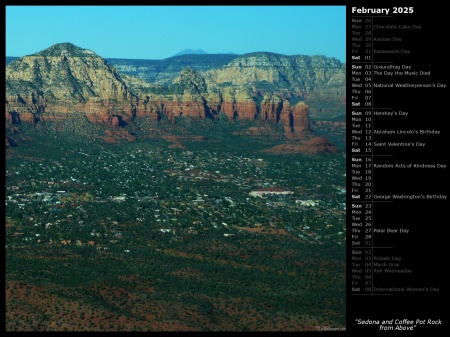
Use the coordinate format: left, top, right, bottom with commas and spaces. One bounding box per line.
6, 43, 345, 153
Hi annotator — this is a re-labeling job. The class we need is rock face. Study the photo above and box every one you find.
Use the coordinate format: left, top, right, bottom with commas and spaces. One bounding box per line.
203, 52, 345, 94
5, 43, 137, 127
260, 93, 283, 124
6, 43, 345, 149
291, 101, 311, 134
220, 87, 258, 122
110, 51, 346, 123
107, 54, 239, 86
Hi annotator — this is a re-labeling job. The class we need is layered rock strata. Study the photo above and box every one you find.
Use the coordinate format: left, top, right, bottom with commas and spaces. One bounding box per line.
6, 43, 345, 144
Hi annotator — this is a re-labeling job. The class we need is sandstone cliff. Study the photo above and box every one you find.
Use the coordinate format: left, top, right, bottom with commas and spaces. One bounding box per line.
6, 43, 344, 149
5, 43, 138, 127
110, 51, 346, 123
203, 52, 345, 93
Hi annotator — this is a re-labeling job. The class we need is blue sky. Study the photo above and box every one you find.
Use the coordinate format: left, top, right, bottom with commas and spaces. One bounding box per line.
6, 6, 346, 62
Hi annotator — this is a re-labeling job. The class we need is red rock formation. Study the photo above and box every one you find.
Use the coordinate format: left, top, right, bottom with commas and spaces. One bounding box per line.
134, 95, 209, 123
111, 116, 120, 128
278, 100, 293, 139
219, 101, 237, 122
173, 98, 205, 119
263, 137, 338, 154
5, 43, 334, 151
277, 100, 311, 140
291, 101, 310, 134
220, 88, 257, 122
235, 101, 258, 122
205, 91, 221, 117
260, 94, 282, 123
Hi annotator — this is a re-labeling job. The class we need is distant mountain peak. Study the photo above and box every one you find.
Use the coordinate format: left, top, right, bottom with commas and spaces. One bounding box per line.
32, 42, 98, 57
174, 49, 208, 56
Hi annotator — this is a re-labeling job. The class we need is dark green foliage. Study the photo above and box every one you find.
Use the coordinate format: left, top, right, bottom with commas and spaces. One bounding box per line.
6, 121, 346, 330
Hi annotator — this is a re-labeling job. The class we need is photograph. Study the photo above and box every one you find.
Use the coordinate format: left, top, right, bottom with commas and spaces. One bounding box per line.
5, 5, 347, 331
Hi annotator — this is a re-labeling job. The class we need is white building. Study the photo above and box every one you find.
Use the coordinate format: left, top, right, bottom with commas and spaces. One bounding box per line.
249, 187, 293, 198
295, 200, 317, 206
